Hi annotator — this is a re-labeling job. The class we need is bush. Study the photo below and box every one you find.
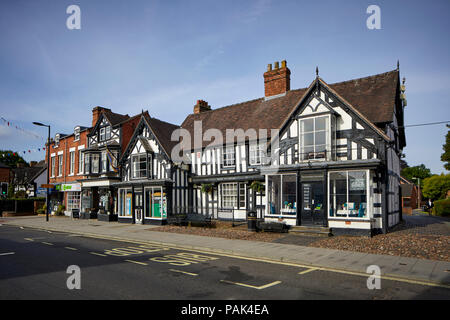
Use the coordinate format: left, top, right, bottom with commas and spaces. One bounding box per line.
55, 204, 65, 216
14, 190, 27, 199
37, 203, 47, 215
432, 198, 450, 217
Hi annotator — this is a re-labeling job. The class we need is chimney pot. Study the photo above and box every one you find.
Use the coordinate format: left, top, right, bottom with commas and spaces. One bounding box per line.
267, 64, 272, 72
193, 100, 211, 114
263, 59, 291, 97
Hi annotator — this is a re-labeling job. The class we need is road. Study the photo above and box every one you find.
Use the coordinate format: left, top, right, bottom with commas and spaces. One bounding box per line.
0, 224, 449, 300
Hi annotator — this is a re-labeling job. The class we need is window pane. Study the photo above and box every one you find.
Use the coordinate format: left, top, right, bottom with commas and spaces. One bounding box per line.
315, 117, 327, 131
315, 131, 326, 146
329, 172, 347, 217
302, 119, 314, 133
268, 175, 281, 214
348, 171, 367, 217
281, 175, 296, 214
303, 132, 314, 146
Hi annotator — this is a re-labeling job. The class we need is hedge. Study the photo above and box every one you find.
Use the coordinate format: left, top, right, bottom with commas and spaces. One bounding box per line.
432, 198, 450, 217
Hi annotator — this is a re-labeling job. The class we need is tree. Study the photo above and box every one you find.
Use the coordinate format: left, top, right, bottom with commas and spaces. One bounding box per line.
0, 150, 28, 168
441, 124, 450, 171
422, 174, 450, 201
401, 164, 432, 187
400, 159, 409, 171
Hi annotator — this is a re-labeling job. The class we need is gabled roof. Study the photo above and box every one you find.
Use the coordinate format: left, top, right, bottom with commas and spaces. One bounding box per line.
103, 110, 130, 126
120, 112, 179, 163
181, 69, 399, 148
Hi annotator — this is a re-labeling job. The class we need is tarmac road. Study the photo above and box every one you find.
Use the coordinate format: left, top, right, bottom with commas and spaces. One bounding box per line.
0, 225, 449, 300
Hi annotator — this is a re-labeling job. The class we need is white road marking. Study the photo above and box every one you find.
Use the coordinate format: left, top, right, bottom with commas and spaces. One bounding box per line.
220, 280, 282, 290
298, 268, 318, 275
125, 259, 148, 266
90, 252, 107, 257
64, 247, 78, 251
169, 269, 198, 276
0, 252, 15, 256
41, 242, 53, 246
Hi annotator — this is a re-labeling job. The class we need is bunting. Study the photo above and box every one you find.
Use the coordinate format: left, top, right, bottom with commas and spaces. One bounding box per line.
106, 147, 119, 172
0, 116, 44, 140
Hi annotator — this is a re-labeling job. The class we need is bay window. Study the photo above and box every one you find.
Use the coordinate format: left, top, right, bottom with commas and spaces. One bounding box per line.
91, 154, 99, 173
84, 154, 90, 174
329, 170, 368, 218
101, 151, 107, 172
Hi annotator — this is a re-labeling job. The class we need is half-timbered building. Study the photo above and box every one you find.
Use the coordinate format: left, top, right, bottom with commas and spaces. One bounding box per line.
180, 61, 406, 236
115, 112, 187, 224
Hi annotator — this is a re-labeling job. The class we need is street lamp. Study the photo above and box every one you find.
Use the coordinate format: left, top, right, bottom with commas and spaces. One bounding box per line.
33, 122, 50, 222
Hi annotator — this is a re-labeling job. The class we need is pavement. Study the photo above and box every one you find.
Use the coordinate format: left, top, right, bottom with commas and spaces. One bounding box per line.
1, 215, 449, 288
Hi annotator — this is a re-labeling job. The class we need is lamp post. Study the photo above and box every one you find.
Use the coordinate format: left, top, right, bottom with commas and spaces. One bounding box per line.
33, 122, 50, 222
412, 177, 421, 210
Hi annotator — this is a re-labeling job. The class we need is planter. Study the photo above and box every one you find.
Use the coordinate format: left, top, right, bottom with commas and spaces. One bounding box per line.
97, 213, 118, 222
80, 211, 98, 219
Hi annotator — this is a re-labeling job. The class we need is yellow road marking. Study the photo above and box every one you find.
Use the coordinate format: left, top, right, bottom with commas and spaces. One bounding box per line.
169, 269, 198, 276
298, 268, 318, 275
14, 226, 450, 290
64, 247, 78, 251
90, 252, 107, 257
125, 259, 148, 266
220, 280, 281, 290
41, 242, 53, 246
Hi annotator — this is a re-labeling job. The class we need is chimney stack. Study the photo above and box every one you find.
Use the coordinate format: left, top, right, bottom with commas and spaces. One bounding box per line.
193, 100, 211, 114
263, 60, 291, 98
92, 106, 111, 127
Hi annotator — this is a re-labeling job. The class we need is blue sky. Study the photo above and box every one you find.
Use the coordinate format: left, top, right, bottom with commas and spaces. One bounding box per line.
0, 0, 449, 174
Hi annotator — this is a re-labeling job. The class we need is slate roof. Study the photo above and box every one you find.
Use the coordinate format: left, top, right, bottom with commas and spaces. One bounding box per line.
103, 110, 130, 126
181, 70, 399, 148
143, 113, 180, 156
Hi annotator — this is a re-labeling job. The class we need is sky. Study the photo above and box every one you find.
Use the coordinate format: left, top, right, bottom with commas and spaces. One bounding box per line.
0, 0, 449, 174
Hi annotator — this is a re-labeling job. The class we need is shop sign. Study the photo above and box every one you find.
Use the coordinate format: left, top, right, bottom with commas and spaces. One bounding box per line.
60, 184, 82, 192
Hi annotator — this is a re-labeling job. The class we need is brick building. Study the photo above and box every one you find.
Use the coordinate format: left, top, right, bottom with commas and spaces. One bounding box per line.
47, 124, 90, 214
0, 162, 12, 197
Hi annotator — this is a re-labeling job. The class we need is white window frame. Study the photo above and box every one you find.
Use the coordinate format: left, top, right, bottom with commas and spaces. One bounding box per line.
266, 174, 297, 217
66, 191, 81, 210
249, 142, 266, 166
299, 114, 331, 161
222, 147, 235, 168
51, 156, 56, 178
91, 154, 99, 173
69, 151, 75, 175
78, 150, 84, 175
220, 183, 238, 209
132, 154, 147, 179
327, 169, 371, 220
57, 155, 63, 177
74, 128, 80, 141
101, 151, 108, 173
118, 188, 133, 218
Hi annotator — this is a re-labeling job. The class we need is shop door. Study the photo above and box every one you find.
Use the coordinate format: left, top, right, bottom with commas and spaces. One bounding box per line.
135, 192, 143, 224
301, 180, 326, 226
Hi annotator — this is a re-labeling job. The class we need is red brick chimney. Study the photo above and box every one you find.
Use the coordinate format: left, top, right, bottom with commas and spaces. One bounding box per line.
193, 100, 211, 114
264, 60, 291, 97
92, 106, 111, 127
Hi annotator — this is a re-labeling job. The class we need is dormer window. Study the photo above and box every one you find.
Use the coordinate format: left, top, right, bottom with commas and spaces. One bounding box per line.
74, 127, 80, 141
54, 134, 60, 147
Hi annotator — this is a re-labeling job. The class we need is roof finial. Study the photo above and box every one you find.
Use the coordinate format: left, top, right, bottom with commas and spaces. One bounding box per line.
316, 66, 319, 78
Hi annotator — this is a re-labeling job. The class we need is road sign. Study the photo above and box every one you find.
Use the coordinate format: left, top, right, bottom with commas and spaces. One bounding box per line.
41, 184, 55, 189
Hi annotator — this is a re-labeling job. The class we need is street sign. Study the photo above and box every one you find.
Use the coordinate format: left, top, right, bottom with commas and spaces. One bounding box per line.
41, 184, 55, 188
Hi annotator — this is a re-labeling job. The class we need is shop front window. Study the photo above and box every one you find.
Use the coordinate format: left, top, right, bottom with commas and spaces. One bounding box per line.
329, 170, 368, 218
144, 187, 167, 219
220, 183, 237, 208
118, 188, 132, 217
268, 174, 297, 216
67, 192, 81, 211
81, 189, 92, 213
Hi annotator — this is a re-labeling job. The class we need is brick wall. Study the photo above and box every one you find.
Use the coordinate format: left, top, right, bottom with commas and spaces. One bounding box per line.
47, 129, 89, 185
0, 167, 11, 183
120, 115, 141, 155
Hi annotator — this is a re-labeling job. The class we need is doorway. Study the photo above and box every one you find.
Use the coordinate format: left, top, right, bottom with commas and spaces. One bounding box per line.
300, 174, 326, 226
134, 191, 143, 224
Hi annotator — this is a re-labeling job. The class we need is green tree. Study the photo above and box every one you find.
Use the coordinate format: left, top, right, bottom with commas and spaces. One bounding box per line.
422, 174, 450, 201
441, 124, 450, 171
401, 164, 432, 187
0, 150, 28, 168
